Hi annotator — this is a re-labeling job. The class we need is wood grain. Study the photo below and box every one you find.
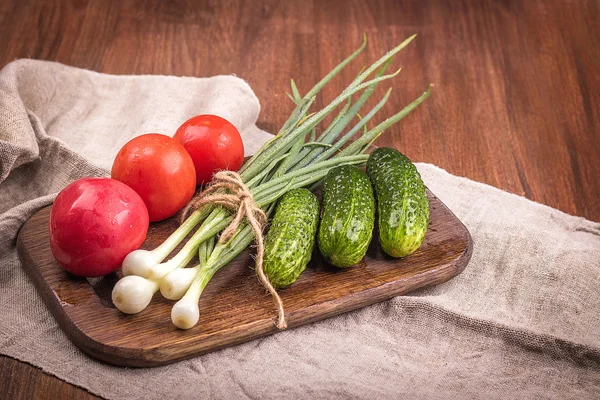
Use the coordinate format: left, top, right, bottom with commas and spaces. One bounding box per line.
0, 356, 100, 400
17, 190, 472, 367
1, 0, 598, 397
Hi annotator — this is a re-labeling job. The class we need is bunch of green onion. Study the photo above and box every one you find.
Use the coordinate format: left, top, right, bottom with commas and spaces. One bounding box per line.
111, 34, 432, 329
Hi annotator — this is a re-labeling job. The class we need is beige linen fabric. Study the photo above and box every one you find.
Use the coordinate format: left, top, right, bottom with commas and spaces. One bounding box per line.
1, 60, 599, 399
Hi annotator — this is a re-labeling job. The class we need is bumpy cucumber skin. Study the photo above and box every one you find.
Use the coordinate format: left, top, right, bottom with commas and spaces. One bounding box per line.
318, 165, 375, 268
263, 188, 320, 289
367, 147, 429, 258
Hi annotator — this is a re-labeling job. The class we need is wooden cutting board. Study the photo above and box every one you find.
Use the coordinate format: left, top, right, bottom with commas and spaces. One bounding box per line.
17, 189, 472, 367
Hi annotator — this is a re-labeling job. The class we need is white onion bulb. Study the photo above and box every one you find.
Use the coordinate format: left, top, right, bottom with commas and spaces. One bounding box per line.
160, 267, 199, 300
121, 250, 158, 278
171, 297, 200, 330
111, 275, 159, 314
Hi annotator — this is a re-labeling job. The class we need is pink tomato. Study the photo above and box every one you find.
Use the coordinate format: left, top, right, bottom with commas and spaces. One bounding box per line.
49, 177, 149, 277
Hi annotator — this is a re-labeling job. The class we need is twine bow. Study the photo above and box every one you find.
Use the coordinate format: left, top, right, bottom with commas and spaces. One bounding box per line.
181, 171, 287, 329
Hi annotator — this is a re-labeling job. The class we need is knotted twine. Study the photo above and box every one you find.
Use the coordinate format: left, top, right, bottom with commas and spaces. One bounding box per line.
181, 170, 287, 329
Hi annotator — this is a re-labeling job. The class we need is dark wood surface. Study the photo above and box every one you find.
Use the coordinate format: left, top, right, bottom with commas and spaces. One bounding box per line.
17, 191, 471, 367
1, 0, 598, 397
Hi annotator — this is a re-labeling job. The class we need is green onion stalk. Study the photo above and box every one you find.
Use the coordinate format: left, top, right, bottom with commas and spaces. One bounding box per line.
112, 34, 432, 329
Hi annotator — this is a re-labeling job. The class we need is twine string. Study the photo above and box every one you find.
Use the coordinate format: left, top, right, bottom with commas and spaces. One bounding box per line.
181, 171, 287, 329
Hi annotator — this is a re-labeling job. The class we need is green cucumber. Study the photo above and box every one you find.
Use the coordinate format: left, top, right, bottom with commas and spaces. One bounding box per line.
263, 188, 320, 288
366, 147, 429, 257
318, 165, 375, 268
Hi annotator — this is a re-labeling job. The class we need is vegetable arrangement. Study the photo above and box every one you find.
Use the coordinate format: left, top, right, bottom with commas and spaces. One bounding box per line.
48, 34, 432, 331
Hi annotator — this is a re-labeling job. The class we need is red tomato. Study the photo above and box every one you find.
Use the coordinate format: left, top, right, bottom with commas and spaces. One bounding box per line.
111, 134, 196, 222
49, 177, 149, 277
173, 115, 244, 185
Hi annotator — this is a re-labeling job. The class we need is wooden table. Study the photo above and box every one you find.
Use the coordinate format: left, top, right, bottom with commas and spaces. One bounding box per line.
1, 0, 598, 398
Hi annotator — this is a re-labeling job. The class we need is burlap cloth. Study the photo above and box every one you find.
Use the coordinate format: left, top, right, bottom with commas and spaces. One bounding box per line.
1, 60, 599, 399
